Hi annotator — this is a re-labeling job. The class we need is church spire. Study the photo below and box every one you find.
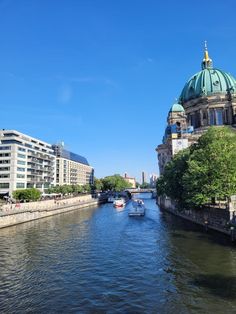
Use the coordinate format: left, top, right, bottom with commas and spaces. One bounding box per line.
201, 41, 213, 69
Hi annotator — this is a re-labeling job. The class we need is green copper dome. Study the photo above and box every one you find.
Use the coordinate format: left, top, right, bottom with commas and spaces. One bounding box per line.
169, 103, 185, 112
179, 44, 236, 103
179, 68, 236, 103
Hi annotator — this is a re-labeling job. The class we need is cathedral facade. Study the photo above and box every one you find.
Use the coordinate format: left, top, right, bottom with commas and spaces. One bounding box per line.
156, 44, 236, 174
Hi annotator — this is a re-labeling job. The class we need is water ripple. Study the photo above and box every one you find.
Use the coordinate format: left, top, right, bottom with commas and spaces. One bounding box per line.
0, 197, 236, 313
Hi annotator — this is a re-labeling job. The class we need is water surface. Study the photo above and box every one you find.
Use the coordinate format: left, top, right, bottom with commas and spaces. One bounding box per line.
0, 193, 236, 313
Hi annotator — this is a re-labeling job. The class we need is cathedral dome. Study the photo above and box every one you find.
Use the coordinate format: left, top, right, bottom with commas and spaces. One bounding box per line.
169, 103, 185, 112
179, 44, 236, 103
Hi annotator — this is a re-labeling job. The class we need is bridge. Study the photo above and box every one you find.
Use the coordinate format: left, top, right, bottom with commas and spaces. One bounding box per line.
125, 188, 157, 198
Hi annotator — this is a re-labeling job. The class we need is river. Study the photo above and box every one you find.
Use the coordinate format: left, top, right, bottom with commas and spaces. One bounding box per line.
0, 193, 236, 313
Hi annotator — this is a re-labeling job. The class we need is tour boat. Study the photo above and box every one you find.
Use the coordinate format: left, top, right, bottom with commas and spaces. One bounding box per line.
113, 198, 125, 208
128, 199, 145, 216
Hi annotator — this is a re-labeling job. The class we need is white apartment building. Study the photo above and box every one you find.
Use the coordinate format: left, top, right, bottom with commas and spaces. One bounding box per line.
0, 130, 55, 196
52, 144, 94, 186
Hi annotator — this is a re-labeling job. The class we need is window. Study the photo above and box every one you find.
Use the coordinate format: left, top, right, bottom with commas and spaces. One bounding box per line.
3, 133, 18, 137
17, 167, 25, 172
17, 160, 26, 165
17, 153, 26, 159
190, 114, 196, 127
203, 111, 207, 120
1, 139, 22, 145
216, 109, 223, 125
0, 174, 10, 178
16, 183, 25, 189
0, 160, 10, 164
0, 183, 9, 188
209, 109, 215, 125
17, 174, 25, 178
18, 147, 26, 152
0, 153, 11, 157
0, 146, 11, 150
0, 167, 10, 171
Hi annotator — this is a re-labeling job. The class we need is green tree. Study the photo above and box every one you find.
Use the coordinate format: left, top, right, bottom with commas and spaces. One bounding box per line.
12, 188, 41, 202
183, 127, 236, 207
72, 184, 83, 194
157, 126, 236, 209
101, 174, 132, 192
59, 185, 73, 195
92, 178, 103, 191
83, 184, 91, 193
156, 148, 190, 208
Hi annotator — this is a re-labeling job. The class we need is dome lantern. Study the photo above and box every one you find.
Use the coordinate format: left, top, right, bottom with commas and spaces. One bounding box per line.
201, 41, 213, 69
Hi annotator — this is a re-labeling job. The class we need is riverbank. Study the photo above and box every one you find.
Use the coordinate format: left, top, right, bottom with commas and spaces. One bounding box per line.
0, 195, 107, 229
157, 196, 236, 240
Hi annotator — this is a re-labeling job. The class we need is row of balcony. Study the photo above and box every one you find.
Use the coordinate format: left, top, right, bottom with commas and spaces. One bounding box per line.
27, 150, 55, 161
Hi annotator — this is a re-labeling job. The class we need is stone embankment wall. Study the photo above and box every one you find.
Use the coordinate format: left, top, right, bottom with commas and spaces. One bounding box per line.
157, 196, 231, 236
0, 195, 106, 229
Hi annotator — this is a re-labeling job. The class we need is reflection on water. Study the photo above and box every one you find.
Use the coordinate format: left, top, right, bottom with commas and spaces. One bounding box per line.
0, 195, 236, 313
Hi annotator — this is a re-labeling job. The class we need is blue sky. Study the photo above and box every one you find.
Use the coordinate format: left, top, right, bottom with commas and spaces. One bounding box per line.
1, 0, 236, 181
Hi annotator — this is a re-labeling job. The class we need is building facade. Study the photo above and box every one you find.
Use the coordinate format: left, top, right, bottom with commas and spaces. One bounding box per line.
52, 144, 94, 186
156, 44, 236, 174
123, 173, 136, 188
150, 173, 158, 188
0, 130, 55, 196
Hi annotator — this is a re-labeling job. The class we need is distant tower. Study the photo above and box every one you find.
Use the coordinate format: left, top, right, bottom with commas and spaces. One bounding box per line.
150, 173, 158, 188
141, 171, 146, 184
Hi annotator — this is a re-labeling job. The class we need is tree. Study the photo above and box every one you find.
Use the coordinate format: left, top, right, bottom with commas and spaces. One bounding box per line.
72, 184, 83, 194
156, 148, 190, 208
92, 178, 103, 191
83, 184, 91, 193
12, 188, 41, 202
101, 174, 132, 192
157, 126, 236, 209
183, 127, 236, 207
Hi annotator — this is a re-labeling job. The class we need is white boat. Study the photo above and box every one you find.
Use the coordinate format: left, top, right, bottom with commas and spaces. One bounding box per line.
113, 198, 125, 208
129, 199, 145, 216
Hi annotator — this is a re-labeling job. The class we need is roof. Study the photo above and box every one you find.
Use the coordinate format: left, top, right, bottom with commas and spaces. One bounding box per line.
169, 103, 185, 113
179, 68, 236, 103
